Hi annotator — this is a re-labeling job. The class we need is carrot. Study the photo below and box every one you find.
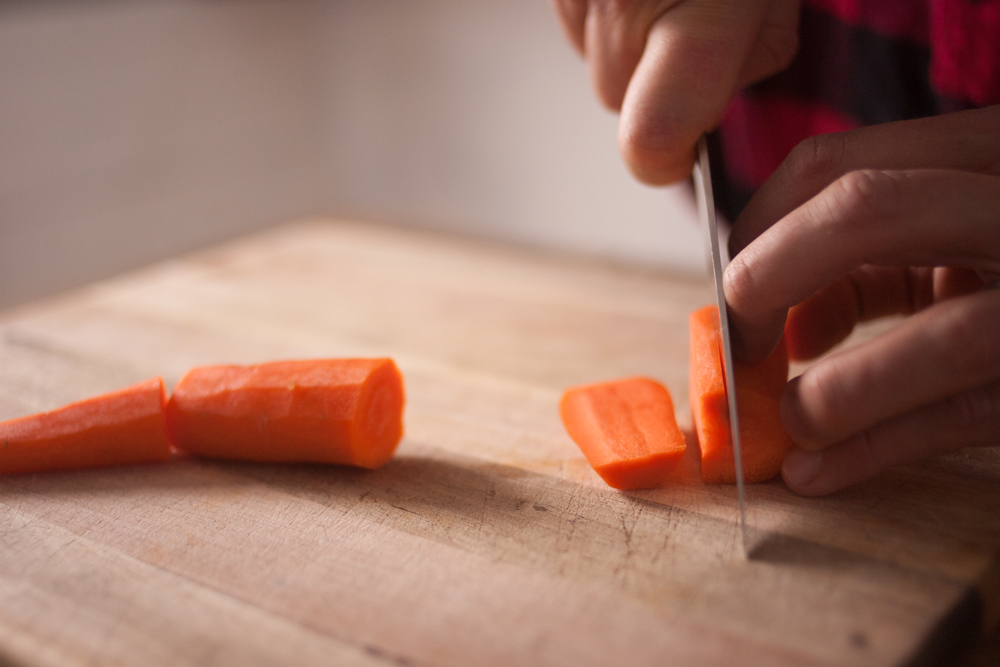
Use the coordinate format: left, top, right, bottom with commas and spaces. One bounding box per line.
0, 378, 172, 475
166, 358, 405, 469
689, 305, 793, 484
560, 377, 687, 490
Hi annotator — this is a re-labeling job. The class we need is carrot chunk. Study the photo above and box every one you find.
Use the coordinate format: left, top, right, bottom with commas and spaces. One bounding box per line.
0, 378, 172, 475
560, 377, 687, 490
166, 358, 405, 469
689, 305, 793, 484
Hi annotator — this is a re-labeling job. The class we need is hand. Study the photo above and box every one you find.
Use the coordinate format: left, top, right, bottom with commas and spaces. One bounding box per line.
723, 105, 1000, 495
551, 0, 800, 183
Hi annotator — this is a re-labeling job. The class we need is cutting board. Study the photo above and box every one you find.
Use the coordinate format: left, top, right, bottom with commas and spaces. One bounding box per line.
1, 219, 998, 667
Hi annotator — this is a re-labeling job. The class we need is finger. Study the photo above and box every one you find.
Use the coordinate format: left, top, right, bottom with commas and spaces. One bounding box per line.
585, 0, 682, 110
786, 266, 987, 361
782, 378, 1000, 496
784, 266, 935, 361
729, 104, 1000, 256
735, 0, 800, 89
725, 169, 1000, 363
618, 0, 775, 184
552, 0, 588, 55
935, 267, 989, 301
781, 289, 1000, 450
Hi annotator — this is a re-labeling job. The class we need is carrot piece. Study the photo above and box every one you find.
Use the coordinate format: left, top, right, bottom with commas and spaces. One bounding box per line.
166, 358, 405, 469
560, 377, 687, 490
689, 305, 793, 484
0, 378, 172, 475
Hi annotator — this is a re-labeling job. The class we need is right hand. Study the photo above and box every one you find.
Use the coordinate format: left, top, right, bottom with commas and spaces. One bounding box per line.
552, 0, 801, 183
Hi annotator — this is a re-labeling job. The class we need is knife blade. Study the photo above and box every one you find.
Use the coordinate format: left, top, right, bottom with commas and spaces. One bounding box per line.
692, 136, 749, 556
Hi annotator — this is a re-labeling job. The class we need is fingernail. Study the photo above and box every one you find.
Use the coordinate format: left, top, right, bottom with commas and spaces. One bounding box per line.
780, 376, 812, 446
782, 448, 823, 487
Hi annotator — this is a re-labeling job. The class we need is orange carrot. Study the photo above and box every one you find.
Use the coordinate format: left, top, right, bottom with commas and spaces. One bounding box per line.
560, 377, 687, 490
689, 305, 793, 483
166, 358, 405, 469
0, 378, 172, 475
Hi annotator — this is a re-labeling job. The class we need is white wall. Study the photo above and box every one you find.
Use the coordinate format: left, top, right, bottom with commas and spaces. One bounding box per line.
0, 1, 320, 308
314, 0, 704, 270
0, 0, 704, 310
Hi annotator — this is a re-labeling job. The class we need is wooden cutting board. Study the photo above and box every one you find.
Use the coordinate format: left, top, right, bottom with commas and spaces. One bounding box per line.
1, 218, 999, 667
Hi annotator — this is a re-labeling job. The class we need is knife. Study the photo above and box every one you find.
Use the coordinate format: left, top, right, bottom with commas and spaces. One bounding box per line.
692, 136, 749, 556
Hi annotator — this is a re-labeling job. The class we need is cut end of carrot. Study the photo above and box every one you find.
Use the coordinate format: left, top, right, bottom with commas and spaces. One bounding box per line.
167, 358, 406, 469
350, 359, 406, 469
560, 377, 686, 490
689, 305, 793, 484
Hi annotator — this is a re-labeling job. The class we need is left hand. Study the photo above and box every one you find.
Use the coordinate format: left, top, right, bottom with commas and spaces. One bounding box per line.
722, 105, 1000, 495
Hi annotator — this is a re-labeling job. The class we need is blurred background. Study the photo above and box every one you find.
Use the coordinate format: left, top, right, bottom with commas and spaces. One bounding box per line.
0, 0, 705, 310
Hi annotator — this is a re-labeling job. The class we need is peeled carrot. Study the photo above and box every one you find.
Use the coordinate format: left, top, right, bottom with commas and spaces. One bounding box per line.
560, 377, 687, 490
689, 305, 793, 484
166, 358, 405, 469
0, 378, 172, 475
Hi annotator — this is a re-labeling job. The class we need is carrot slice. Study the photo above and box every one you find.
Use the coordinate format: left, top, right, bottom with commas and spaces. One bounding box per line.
166, 358, 405, 469
0, 378, 172, 475
689, 305, 793, 484
560, 377, 687, 490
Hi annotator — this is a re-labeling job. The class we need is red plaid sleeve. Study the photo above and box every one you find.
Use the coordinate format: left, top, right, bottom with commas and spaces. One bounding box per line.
713, 0, 1000, 223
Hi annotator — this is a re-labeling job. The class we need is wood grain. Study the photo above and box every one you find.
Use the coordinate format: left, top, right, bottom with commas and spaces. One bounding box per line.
1, 218, 998, 666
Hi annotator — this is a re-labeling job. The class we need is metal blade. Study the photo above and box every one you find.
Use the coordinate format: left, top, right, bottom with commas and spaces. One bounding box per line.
692, 136, 749, 556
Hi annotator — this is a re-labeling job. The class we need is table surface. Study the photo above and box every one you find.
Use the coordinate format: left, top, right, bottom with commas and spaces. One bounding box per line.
2, 219, 1000, 667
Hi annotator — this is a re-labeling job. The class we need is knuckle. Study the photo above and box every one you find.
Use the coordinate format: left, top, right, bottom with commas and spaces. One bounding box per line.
796, 359, 855, 441
783, 133, 847, 185
818, 169, 904, 233
935, 299, 1000, 378
837, 169, 895, 213
723, 249, 762, 312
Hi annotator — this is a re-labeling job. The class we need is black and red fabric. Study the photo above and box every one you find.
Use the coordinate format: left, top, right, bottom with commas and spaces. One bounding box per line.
712, 0, 1000, 223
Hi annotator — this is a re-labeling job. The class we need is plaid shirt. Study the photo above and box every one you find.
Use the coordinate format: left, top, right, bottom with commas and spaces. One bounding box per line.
712, 0, 1000, 222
